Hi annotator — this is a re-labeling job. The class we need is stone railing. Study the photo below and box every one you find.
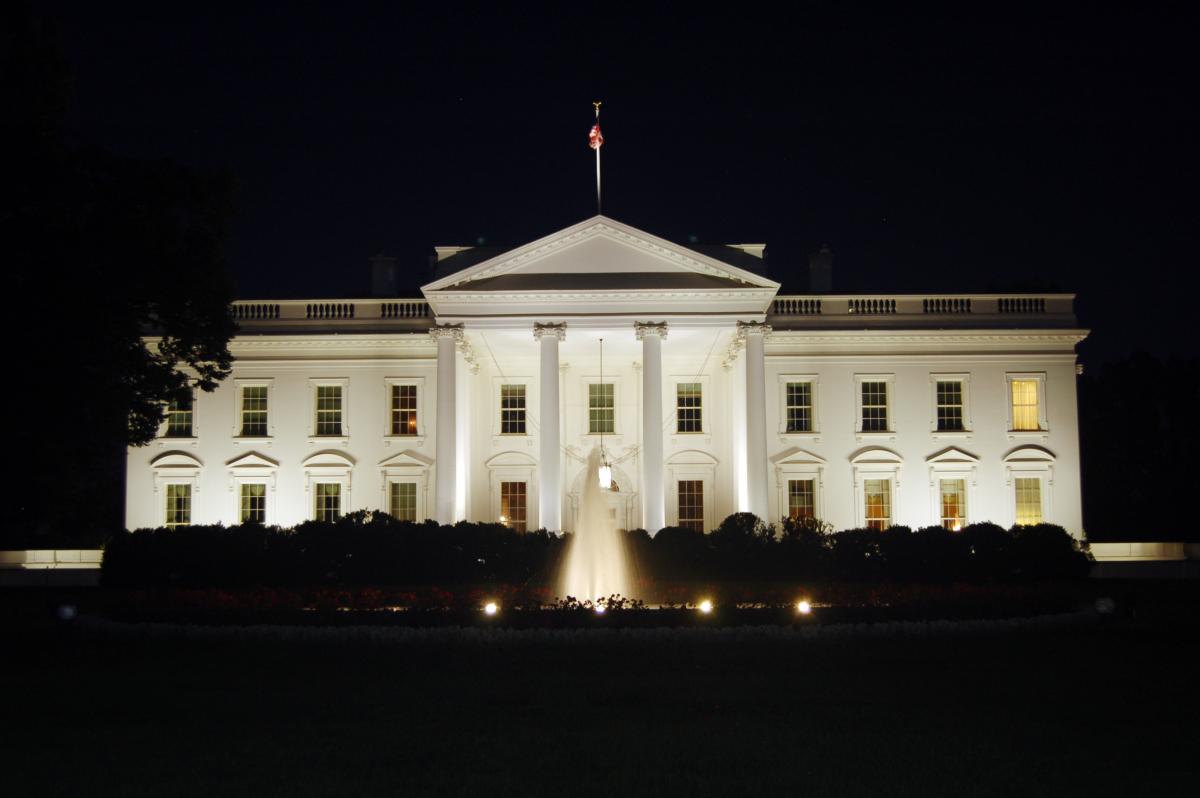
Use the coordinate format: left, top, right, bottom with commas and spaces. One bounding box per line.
231, 299, 431, 327
770, 293, 1074, 322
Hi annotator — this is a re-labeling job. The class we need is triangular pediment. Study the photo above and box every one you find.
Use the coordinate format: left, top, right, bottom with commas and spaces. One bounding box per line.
226, 452, 279, 470
422, 216, 780, 318
378, 450, 433, 469
925, 446, 979, 465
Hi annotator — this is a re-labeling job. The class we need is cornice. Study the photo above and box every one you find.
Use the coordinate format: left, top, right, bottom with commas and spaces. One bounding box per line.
426, 287, 779, 303
228, 336, 434, 353
765, 330, 1089, 346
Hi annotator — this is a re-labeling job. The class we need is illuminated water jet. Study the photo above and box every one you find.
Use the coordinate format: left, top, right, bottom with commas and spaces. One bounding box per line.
559, 447, 633, 602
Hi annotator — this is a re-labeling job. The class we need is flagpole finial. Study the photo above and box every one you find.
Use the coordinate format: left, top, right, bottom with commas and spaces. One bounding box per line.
593, 100, 601, 116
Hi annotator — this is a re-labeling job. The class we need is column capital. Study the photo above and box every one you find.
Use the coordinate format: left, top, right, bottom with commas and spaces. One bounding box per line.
736, 320, 773, 338
533, 322, 567, 342
429, 323, 464, 342
634, 321, 669, 341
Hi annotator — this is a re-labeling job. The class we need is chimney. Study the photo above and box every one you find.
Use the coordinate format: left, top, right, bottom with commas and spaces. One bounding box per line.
809, 244, 833, 292
370, 254, 398, 297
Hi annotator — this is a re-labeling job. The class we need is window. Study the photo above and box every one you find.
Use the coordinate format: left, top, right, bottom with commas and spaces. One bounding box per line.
165, 484, 191, 528
390, 482, 417, 522
240, 483, 266, 523
500, 384, 527, 434
1011, 379, 1040, 431
390, 384, 418, 436
589, 383, 614, 434
676, 383, 702, 433
500, 481, 527, 532
863, 479, 891, 530
935, 381, 965, 432
1014, 477, 1043, 525
940, 479, 966, 530
240, 385, 268, 437
787, 479, 815, 520
314, 483, 341, 522
678, 480, 704, 532
785, 382, 813, 433
165, 393, 193, 437
861, 381, 889, 432
315, 385, 343, 436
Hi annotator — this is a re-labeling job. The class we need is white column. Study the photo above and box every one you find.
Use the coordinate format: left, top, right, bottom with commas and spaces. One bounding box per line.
636, 322, 668, 533
741, 321, 771, 521
431, 324, 461, 524
534, 323, 566, 532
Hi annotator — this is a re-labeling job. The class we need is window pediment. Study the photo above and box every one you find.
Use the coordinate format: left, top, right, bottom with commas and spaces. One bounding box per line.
850, 447, 903, 466
302, 450, 356, 469
667, 449, 718, 467
151, 451, 204, 470
379, 450, 434, 469
771, 447, 826, 467
225, 452, 279, 470
1003, 445, 1056, 464
485, 451, 538, 468
925, 446, 979, 465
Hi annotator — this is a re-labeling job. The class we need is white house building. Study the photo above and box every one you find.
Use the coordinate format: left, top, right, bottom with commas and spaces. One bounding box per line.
126, 215, 1088, 538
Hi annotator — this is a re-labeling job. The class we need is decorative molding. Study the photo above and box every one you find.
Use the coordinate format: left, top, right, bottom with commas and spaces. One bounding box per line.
766, 331, 1089, 346
429, 324, 465, 342
634, 321, 669, 341
532, 322, 567, 342
722, 321, 774, 368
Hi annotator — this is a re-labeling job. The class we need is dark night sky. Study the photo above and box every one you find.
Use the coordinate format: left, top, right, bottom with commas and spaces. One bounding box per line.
37, 2, 1199, 364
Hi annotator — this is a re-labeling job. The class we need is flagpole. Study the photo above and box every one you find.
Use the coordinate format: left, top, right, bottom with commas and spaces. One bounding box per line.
593, 101, 602, 214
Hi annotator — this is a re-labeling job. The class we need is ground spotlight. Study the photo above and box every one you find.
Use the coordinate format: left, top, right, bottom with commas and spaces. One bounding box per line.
796, 600, 812, 615
594, 604, 606, 615
698, 599, 713, 614
483, 601, 498, 616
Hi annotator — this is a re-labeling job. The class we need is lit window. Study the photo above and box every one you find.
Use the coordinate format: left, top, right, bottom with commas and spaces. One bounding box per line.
165, 484, 191, 528
678, 480, 704, 532
589, 383, 614, 434
787, 479, 814, 520
861, 381, 889, 432
389, 482, 416, 522
936, 381, 965, 431
240, 386, 268, 437
940, 479, 966, 529
1011, 380, 1040, 431
500, 385, 527, 434
315, 483, 341, 522
676, 383, 702, 433
864, 479, 891, 530
316, 385, 343, 436
240, 483, 266, 524
785, 382, 813, 433
1014, 477, 1043, 525
500, 481, 527, 532
390, 384, 418, 436
165, 393, 193, 437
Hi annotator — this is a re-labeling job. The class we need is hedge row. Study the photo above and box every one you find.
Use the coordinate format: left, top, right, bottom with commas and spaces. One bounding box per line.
101, 511, 1089, 588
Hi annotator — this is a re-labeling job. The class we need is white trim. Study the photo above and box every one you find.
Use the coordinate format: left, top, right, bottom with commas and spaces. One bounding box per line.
580, 373, 623, 439
383, 376, 426, 446
925, 447, 979, 529
929, 373, 973, 437
666, 450, 718, 530
379, 450, 433, 522
485, 451, 538, 530
777, 374, 820, 441
302, 450, 354, 520
492, 376, 534, 441
225, 451, 279, 525
158, 386, 199, 445
772, 448, 826, 523
1003, 446, 1056, 526
850, 447, 903, 529
150, 451, 203, 527
669, 374, 710, 444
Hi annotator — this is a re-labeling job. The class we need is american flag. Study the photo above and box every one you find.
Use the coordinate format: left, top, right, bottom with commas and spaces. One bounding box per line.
589, 123, 604, 150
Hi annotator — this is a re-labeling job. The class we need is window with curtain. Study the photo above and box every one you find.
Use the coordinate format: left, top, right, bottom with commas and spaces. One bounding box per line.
939, 478, 966, 529
165, 484, 191, 528
240, 483, 266, 523
787, 479, 814, 520
864, 479, 891, 530
1014, 477, 1043, 525
240, 386, 268, 436
316, 385, 343, 436
389, 482, 416, 522
1011, 379, 1040, 431
315, 483, 341, 522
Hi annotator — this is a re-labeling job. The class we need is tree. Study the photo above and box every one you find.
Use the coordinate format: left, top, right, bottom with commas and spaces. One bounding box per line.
1, 6, 236, 542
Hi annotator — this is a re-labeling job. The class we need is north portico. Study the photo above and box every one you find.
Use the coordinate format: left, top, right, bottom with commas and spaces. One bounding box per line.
422, 215, 782, 532
127, 214, 1087, 538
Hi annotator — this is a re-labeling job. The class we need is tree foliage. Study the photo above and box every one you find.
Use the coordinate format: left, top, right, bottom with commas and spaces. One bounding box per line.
1, 6, 236, 540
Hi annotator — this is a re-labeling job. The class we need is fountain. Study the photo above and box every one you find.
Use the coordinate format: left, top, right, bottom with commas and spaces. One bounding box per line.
559, 446, 633, 602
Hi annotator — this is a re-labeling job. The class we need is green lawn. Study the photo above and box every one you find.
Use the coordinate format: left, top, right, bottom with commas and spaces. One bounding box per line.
2, 588, 1197, 797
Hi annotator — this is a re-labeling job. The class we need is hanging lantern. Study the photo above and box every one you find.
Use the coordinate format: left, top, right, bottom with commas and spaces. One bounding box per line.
598, 462, 613, 490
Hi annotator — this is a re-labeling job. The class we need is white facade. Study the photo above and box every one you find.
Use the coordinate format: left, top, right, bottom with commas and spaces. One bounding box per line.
127, 216, 1087, 537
